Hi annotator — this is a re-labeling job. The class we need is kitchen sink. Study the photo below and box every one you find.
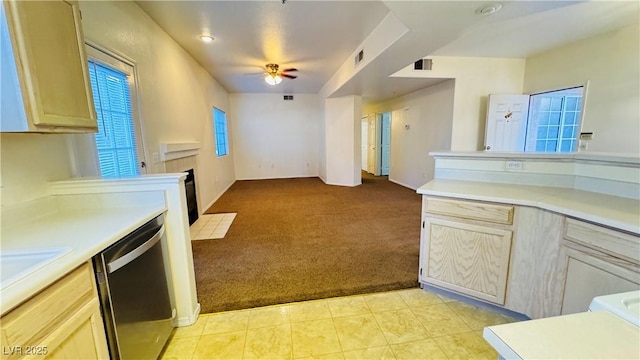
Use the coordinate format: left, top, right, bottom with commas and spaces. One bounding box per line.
1, 247, 72, 289
589, 290, 640, 327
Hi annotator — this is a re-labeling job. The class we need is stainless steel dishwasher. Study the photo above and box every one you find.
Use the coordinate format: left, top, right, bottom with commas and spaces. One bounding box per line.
93, 214, 174, 360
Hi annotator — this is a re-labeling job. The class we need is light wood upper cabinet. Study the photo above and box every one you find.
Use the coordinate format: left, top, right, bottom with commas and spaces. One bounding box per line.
0, 262, 109, 359
0, 0, 97, 132
420, 196, 514, 305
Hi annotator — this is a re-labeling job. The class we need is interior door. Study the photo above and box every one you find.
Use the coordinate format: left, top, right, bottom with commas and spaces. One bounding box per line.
380, 112, 391, 176
484, 94, 530, 152
361, 117, 368, 171
367, 114, 376, 174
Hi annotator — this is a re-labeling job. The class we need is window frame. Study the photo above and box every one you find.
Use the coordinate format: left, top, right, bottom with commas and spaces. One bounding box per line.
80, 43, 147, 176
525, 86, 585, 153
213, 107, 229, 157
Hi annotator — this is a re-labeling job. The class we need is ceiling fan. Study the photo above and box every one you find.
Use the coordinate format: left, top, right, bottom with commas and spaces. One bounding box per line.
264, 63, 297, 85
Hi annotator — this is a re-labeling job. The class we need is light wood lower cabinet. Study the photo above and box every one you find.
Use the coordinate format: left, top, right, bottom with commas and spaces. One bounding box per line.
560, 219, 640, 315
420, 197, 514, 305
0, 262, 109, 359
505, 207, 566, 319
419, 195, 640, 320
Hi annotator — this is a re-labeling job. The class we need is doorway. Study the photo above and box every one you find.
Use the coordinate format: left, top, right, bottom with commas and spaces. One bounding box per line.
379, 112, 391, 176
71, 44, 147, 178
360, 112, 391, 177
361, 117, 368, 171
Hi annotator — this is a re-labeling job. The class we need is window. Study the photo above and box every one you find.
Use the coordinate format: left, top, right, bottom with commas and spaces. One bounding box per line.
525, 87, 583, 153
88, 60, 140, 177
213, 107, 229, 157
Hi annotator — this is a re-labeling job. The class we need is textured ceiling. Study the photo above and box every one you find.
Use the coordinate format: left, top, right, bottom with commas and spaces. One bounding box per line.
137, 1, 390, 94
137, 1, 639, 102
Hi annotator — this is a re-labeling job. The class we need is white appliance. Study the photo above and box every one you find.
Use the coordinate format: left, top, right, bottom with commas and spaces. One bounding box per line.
589, 290, 640, 327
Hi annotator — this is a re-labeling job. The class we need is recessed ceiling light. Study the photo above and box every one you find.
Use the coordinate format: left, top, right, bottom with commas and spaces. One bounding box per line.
199, 35, 214, 43
475, 3, 503, 16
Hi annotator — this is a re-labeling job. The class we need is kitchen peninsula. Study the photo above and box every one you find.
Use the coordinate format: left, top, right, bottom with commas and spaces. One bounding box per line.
417, 151, 640, 319
0, 174, 199, 358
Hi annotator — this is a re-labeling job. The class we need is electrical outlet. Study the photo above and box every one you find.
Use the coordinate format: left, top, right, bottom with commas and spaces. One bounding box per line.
505, 161, 524, 171
579, 140, 588, 151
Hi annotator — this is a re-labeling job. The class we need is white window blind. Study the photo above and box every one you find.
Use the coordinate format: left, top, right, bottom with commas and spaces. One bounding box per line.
213, 108, 229, 157
88, 60, 139, 177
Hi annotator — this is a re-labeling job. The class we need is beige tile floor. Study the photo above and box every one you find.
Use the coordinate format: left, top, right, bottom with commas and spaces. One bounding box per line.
190, 213, 237, 240
161, 288, 519, 360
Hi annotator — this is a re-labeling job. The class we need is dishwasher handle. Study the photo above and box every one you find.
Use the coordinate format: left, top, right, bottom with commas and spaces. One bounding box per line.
107, 225, 165, 273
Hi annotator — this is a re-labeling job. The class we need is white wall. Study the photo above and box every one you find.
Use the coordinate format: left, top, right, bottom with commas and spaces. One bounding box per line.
391, 57, 526, 151
366, 80, 455, 189
79, 1, 234, 211
230, 93, 321, 180
324, 96, 362, 186
0, 1, 235, 210
0, 134, 74, 206
523, 23, 640, 155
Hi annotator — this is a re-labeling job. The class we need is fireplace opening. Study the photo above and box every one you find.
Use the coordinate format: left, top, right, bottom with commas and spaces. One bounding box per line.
185, 169, 198, 225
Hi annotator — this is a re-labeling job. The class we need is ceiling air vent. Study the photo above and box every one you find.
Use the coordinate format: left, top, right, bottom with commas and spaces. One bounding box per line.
354, 49, 364, 65
414, 58, 433, 70
283, 95, 294, 101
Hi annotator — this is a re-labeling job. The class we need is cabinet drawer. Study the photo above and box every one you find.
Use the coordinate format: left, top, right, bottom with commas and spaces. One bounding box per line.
565, 219, 640, 265
424, 197, 514, 225
1, 263, 95, 352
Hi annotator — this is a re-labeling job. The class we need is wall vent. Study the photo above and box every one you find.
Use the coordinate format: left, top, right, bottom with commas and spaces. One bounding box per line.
414, 58, 433, 70
283, 95, 294, 101
354, 49, 364, 65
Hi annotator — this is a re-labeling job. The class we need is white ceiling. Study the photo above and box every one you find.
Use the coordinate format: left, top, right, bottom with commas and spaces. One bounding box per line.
137, 1, 639, 102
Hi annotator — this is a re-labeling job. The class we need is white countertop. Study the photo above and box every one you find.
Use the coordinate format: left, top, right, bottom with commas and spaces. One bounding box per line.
0, 205, 165, 314
429, 151, 640, 165
417, 179, 640, 234
483, 311, 640, 359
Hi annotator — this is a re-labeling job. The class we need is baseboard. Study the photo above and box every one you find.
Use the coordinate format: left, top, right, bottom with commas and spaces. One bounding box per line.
174, 303, 201, 327
202, 181, 235, 214
235, 175, 319, 181
420, 283, 530, 321
388, 177, 418, 191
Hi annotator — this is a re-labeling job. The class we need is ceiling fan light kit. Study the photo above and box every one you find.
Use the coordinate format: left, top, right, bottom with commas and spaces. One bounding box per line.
265, 74, 283, 85
263, 63, 297, 86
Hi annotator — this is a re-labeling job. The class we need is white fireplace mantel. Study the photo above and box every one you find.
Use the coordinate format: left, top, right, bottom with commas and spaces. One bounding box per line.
159, 142, 200, 161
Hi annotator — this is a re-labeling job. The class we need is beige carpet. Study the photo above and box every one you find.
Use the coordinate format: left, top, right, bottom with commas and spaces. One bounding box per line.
193, 173, 422, 313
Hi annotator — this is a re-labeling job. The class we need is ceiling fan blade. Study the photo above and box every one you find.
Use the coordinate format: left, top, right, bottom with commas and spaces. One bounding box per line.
282, 74, 297, 79
281, 68, 298, 72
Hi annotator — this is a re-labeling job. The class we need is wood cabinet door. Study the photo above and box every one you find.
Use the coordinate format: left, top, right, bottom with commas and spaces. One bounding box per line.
0, 263, 109, 360
561, 247, 640, 315
421, 218, 512, 304
5, 0, 96, 130
44, 299, 109, 359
